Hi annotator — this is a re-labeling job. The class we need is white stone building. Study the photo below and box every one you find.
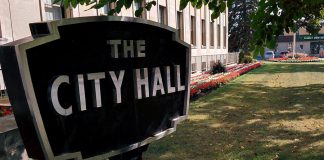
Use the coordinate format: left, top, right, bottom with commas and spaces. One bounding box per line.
0, 0, 229, 73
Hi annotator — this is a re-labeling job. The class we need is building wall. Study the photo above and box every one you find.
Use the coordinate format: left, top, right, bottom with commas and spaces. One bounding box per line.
71, 5, 99, 17
277, 41, 311, 54
0, 0, 229, 73
273, 26, 324, 55
0, 0, 41, 44
285, 27, 324, 36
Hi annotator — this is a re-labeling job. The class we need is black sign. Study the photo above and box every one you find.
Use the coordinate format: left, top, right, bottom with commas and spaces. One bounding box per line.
0, 16, 190, 159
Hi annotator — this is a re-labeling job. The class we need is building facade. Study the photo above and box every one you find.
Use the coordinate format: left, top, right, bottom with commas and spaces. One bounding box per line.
0, 0, 229, 73
275, 27, 324, 55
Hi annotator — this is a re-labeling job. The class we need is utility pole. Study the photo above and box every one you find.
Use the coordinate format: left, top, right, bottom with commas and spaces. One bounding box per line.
292, 32, 296, 59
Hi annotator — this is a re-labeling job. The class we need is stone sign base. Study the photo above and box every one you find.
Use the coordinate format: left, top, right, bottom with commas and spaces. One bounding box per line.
0, 115, 28, 160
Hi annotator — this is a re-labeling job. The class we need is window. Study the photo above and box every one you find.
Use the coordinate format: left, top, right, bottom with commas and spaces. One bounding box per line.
300, 44, 304, 50
66, 7, 74, 18
103, 5, 108, 14
217, 23, 221, 48
0, 21, 2, 38
201, 20, 206, 46
191, 63, 197, 73
44, 0, 63, 20
102, 3, 116, 15
210, 22, 214, 47
191, 16, 196, 46
210, 60, 215, 69
201, 62, 207, 71
223, 26, 226, 48
159, 6, 168, 25
44, 0, 53, 4
223, 13, 227, 48
45, 6, 62, 20
135, 1, 146, 18
288, 42, 292, 51
177, 11, 184, 40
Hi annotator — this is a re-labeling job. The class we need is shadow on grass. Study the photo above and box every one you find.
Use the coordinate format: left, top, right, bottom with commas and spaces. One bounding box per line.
144, 83, 324, 160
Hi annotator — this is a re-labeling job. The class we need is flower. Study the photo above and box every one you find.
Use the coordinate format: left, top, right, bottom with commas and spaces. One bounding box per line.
190, 62, 262, 99
0, 105, 13, 117
269, 57, 320, 62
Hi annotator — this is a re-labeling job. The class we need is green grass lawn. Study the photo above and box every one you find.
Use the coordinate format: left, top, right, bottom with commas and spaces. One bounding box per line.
143, 62, 324, 160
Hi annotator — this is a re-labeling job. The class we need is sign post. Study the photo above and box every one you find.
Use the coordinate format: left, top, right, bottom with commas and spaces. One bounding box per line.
0, 16, 190, 159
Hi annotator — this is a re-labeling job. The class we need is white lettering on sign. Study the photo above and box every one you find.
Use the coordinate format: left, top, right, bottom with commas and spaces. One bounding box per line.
151, 67, 165, 97
107, 40, 146, 58
87, 72, 105, 108
76, 74, 87, 111
123, 40, 134, 58
48, 40, 186, 116
164, 66, 175, 93
49, 65, 185, 116
107, 40, 121, 58
134, 68, 150, 99
136, 40, 146, 57
50, 76, 73, 116
175, 65, 185, 91
109, 70, 125, 104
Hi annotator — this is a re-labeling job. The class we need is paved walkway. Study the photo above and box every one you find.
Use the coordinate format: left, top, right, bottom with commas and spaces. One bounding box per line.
0, 115, 17, 133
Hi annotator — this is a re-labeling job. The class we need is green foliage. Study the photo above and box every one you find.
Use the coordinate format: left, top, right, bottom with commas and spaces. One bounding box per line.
250, 0, 324, 57
135, 7, 143, 17
239, 51, 245, 63
228, 0, 257, 52
180, 0, 190, 10
211, 60, 226, 74
239, 51, 253, 63
181, 0, 323, 57
242, 55, 253, 64
53, 0, 156, 16
53, 0, 323, 57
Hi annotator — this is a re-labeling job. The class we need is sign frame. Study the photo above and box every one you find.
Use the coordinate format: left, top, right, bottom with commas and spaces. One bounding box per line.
0, 16, 191, 160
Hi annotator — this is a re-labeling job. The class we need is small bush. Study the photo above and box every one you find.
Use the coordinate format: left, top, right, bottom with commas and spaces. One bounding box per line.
211, 61, 227, 74
239, 51, 245, 63
243, 56, 253, 63
245, 52, 253, 56
239, 51, 253, 63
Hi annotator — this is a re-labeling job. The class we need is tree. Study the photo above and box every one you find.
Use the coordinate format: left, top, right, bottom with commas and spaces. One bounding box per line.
53, 0, 157, 17
250, 0, 324, 57
228, 0, 257, 53
54, 0, 324, 56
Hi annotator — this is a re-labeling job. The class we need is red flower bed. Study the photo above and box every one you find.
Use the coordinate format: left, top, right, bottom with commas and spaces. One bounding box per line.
269, 57, 289, 61
269, 56, 320, 62
297, 57, 318, 61
190, 62, 262, 99
0, 105, 13, 117
287, 53, 307, 58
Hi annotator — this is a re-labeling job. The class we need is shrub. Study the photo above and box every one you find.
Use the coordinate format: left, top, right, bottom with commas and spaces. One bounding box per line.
239, 51, 245, 63
211, 60, 226, 74
239, 51, 253, 63
243, 56, 253, 63
245, 51, 253, 56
